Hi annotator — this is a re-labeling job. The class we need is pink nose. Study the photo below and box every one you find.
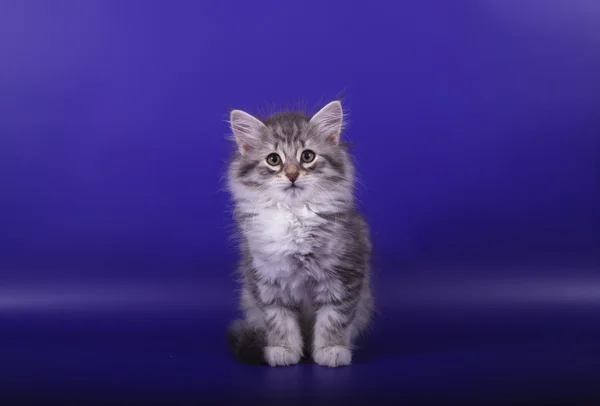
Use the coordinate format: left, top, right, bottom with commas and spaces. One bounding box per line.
285, 164, 299, 183
286, 172, 299, 183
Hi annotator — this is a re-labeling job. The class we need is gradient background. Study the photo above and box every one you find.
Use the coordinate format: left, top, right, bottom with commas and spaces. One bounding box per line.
1, 0, 599, 404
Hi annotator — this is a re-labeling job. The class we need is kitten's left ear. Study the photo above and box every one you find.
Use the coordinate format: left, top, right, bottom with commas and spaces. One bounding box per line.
229, 109, 266, 154
309, 100, 344, 145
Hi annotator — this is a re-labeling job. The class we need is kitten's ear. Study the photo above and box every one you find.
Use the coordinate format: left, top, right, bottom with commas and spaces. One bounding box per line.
229, 109, 265, 154
309, 101, 344, 145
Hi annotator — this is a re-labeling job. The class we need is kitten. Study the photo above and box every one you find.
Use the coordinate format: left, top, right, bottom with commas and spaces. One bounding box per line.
226, 101, 373, 367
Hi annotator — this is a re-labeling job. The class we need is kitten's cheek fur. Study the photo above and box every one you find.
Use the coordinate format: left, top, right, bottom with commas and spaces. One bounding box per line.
313, 346, 352, 367
264, 346, 302, 366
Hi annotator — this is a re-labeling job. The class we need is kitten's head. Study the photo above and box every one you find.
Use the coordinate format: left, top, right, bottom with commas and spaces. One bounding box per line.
227, 101, 354, 208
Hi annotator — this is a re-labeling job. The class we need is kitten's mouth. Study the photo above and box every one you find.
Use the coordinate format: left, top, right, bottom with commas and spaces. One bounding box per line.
285, 184, 303, 191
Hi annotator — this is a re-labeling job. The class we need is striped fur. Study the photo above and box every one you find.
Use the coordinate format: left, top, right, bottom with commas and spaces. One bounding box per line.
226, 101, 373, 367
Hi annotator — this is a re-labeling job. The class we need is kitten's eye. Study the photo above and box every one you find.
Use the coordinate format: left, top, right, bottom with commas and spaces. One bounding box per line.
301, 150, 316, 163
266, 153, 281, 166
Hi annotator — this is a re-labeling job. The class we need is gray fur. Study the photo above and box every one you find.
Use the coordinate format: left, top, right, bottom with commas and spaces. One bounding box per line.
226, 101, 373, 367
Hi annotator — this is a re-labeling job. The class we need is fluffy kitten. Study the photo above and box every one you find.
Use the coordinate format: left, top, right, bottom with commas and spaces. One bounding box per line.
226, 101, 373, 367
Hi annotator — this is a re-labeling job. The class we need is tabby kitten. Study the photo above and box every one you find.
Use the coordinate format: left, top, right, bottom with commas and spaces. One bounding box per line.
226, 101, 373, 367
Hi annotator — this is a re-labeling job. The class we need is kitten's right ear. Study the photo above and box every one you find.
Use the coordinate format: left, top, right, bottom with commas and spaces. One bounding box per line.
229, 110, 265, 154
309, 100, 344, 145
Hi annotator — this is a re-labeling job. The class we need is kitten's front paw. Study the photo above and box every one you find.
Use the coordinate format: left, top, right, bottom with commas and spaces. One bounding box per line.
264, 346, 301, 367
313, 346, 352, 367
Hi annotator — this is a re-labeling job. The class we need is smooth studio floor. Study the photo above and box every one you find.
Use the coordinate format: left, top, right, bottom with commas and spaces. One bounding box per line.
2, 262, 599, 405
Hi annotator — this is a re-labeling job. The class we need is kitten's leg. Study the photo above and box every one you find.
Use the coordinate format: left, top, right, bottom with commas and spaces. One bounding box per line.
312, 273, 373, 367
251, 276, 303, 366
241, 281, 303, 366
263, 305, 303, 366
312, 300, 357, 367
313, 285, 360, 367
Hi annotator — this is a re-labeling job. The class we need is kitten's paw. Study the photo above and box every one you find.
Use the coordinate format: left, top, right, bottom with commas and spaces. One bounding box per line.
264, 346, 301, 367
313, 346, 352, 367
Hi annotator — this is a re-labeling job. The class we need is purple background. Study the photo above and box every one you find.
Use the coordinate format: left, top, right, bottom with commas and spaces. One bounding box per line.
1, 0, 599, 404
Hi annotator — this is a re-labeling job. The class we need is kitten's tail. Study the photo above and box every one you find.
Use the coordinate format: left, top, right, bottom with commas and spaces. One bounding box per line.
227, 319, 266, 365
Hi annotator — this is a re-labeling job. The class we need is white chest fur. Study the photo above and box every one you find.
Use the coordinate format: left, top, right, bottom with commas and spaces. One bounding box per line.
250, 203, 318, 254
242, 202, 344, 306
244, 203, 323, 275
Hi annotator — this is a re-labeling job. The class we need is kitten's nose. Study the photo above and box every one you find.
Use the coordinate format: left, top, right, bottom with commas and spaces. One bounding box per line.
285, 164, 299, 183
